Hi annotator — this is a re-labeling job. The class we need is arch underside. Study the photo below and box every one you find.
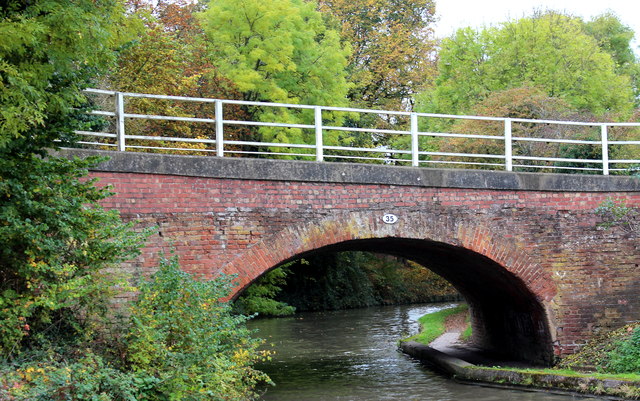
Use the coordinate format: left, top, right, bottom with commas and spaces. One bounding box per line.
241, 237, 555, 366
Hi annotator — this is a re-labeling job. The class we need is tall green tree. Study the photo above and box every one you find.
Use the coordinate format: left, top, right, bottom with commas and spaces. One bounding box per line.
314, 0, 438, 162
107, 0, 252, 153
0, 0, 123, 152
0, 5, 272, 398
198, 0, 351, 147
0, 0, 149, 358
417, 12, 636, 119
583, 12, 640, 103
198, 0, 350, 107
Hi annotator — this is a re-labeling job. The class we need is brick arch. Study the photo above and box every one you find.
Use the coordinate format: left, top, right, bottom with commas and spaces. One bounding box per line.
223, 210, 555, 300
223, 210, 558, 365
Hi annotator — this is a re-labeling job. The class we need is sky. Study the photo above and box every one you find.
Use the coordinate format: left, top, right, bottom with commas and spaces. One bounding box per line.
435, 0, 640, 46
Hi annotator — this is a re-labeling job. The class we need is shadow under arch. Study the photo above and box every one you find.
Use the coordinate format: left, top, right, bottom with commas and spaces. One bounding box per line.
223, 213, 557, 366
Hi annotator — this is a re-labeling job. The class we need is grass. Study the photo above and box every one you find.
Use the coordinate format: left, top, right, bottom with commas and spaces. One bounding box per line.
461, 323, 472, 341
472, 365, 640, 382
558, 322, 640, 373
403, 304, 469, 345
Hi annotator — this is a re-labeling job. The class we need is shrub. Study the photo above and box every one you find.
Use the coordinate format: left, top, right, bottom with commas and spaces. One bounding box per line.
125, 256, 271, 400
0, 154, 147, 359
234, 267, 296, 317
1, 256, 271, 400
0, 350, 147, 401
606, 327, 640, 374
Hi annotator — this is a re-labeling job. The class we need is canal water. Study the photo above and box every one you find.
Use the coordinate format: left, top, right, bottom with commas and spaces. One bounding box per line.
248, 303, 592, 401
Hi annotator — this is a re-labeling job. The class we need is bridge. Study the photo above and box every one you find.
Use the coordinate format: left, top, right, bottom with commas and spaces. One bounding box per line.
61, 147, 640, 367
64, 90, 640, 366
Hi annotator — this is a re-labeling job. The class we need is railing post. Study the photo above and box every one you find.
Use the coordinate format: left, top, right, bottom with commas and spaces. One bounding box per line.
215, 100, 224, 157
315, 106, 323, 162
410, 112, 419, 167
115, 92, 126, 151
601, 124, 609, 175
504, 118, 513, 171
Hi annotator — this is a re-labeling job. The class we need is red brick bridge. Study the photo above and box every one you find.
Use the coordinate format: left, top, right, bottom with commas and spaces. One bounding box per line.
65, 149, 640, 366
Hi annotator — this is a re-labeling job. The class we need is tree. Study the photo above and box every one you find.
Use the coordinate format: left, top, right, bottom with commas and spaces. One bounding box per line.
0, 155, 146, 357
583, 12, 640, 103
198, 0, 351, 149
1, 5, 271, 398
417, 12, 636, 119
0, 0, 122, 152
0, 0, 149, 358
104, 0, 252, 154
414, 27, 489, 128
434, 86, 599, 171
313, 0, 438, 163
573, 13, 640, 173
199, 0, 350, 107
584, 12, 637, 72
317, 0, 437, 109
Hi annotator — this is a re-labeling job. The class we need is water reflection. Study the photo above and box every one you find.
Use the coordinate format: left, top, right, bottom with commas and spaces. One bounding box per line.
249, 304, 592, 401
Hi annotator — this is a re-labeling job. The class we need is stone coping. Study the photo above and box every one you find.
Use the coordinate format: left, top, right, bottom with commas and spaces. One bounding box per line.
400, 341, 640, 400
58, 149, 640, 192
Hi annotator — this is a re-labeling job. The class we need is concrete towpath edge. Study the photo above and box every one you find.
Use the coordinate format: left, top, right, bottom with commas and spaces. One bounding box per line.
400, 341, 640, 400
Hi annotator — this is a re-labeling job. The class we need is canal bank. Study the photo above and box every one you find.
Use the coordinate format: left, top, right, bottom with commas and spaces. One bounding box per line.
401, 340, 640, 399
400, 314, 640, 400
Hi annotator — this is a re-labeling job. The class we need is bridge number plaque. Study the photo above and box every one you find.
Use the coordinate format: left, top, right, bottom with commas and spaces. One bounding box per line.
382, 213, 399, 224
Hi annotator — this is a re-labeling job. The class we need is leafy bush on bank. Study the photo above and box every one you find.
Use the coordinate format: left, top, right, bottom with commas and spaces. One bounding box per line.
0, 155, 268, 400
126, 256, 270, 400
607, 326, 640, 374
1, 256, 270, 400
1, 351, 144, 401
0, 154, 146, 359
558, 323, 640, 375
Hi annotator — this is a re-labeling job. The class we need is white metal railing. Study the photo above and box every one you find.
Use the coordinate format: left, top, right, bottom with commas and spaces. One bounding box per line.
72, 89, 640, 175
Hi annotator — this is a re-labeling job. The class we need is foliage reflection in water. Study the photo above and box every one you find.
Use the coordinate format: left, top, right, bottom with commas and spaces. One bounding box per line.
249, 304, 592, 401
